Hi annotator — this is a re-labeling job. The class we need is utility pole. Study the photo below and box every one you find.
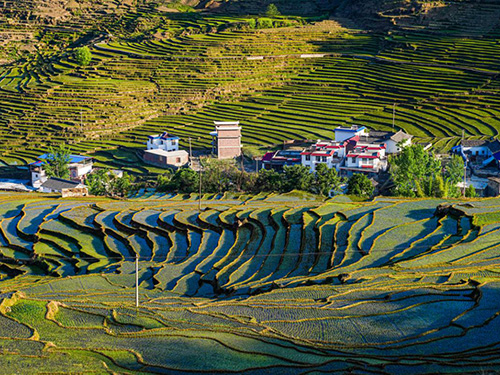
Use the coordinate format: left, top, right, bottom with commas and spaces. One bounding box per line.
198, 158, 202, 212
255, 158, 259, 173
135, 254, 139, 308
188, 137, 192, 168
461, 129, 466, 197
392, 103, 396, 129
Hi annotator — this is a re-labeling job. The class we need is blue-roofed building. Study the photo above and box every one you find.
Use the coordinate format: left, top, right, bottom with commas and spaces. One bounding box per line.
147, 132, 180, 152
29, 154, 93, 189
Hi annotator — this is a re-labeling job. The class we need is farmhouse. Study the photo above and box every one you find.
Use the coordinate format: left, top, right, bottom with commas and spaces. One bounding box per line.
210, 121, 242, 159
147, 132, 179, 152
29, 154, 93, 188
40, 177, 88, 197
143, 131, 189, 169
143, 149, 189, 169
262, 149, 302, 171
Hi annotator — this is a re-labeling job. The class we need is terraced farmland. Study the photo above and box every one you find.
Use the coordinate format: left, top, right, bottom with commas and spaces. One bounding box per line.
0, 0, 499, 171
0, 191, 499, 373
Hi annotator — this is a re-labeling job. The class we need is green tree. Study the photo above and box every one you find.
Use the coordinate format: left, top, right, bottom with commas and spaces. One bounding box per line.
347, 173, 374, 197
445, 155, 465, 198
86, 169, 110, 196
265, 3, 281, 17
169, 168, 199, 193
389, 144, 441, 197
109, 172, 134, 197
254, 169, 284, 192
44, 144, 70, 179
465, 184, 477, 198
156, 173, 172, 192
283, 165, 314, 192
74, 46, 92, 66
312, 163, 344, 196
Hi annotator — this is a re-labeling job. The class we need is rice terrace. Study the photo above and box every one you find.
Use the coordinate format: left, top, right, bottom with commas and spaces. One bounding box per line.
0, 0, 499, 373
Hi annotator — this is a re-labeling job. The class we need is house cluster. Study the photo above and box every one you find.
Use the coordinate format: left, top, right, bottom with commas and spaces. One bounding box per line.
29, 154, 93, 197
453, 138, 500, 196
262, 126, 413, 178
142, 121, 243, 168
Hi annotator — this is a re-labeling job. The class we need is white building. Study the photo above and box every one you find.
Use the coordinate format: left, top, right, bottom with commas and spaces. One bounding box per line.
383, 130, 413, 154
40, 177, 88, 197
29, 154, 93, 188
301, 141, 347, 172
341, 142, 388, 176
147, 132, 180, 152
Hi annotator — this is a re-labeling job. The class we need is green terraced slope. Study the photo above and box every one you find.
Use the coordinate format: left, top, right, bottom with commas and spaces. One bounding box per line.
0, 191, 499, 373
0, 0, 499, 172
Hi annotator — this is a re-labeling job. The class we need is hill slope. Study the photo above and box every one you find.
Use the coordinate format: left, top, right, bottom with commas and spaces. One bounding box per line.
0, 0, 498, 173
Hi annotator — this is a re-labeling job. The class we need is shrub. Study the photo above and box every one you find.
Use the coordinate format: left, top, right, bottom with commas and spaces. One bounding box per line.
347, 174, 373, 197
74, 46, 92, 66
265, 3, 281, 17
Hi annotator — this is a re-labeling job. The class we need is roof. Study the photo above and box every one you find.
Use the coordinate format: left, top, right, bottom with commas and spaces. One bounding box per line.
390, 130, 413, 143
488, 139, 500, 154
261, 152, 276, 162
32, 154, 92, 166
148, 132, 179, 140
334, 126, 366, 133
462, 139, 489, 147
41, 177, 85, 191
214, 121, 240, 126
144, 149, 188, 157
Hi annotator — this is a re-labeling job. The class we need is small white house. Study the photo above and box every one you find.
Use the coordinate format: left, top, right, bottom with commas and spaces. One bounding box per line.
383, 130, 413, 154
29, 154, 93, 188
40, 177, 88, 197
147, 132, 180, 152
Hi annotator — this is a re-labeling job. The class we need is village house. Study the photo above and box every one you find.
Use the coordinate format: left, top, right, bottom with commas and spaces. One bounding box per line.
210, 121, 242, 159
147, 132, 179, 152
29, 154, 93, 188
143, 149, 189, 168
143, 131, 189, 169
300, 126, 410, 176
40, 177, 88, 197
262, 149, 302, 171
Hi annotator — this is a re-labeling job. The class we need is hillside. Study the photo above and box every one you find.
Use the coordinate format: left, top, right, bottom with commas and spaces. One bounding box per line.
0, 0, 498, 175
0, 192, 499, 373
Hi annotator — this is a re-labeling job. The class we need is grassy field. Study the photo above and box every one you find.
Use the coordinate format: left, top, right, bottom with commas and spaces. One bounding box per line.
0, 191, 498, 373
0, 0, 498, 174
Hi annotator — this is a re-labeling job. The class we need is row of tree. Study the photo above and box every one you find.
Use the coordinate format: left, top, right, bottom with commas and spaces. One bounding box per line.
390, 144, 476, 198
154, 160, 374, 197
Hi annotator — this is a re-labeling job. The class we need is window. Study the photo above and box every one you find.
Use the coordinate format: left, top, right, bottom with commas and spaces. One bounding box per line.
316, 156, 321, 162
322, 156, 327, 162
305, 155, 311, 161
176, 157, 181, 163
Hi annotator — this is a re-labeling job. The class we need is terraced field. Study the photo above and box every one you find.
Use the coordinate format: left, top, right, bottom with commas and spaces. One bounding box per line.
0, 0, 499, 171
0, 191, 499, 373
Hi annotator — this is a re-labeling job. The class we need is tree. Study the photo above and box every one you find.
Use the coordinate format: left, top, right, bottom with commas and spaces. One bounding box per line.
347, 173, 374, 197
168, 168, 199, 193
265, 3, 281, 17
389, 144, 441, 197
465, 184, 477, 198
86, 169, 110, 196
312, 163, 344, 196
156, 173, 172, 192
444, 155, 465, 198
283, 165, 314, 192
74, 46, 92, 66
44, 144, 70, 179
109, 172, 134, 197
254, 169, 284, 192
